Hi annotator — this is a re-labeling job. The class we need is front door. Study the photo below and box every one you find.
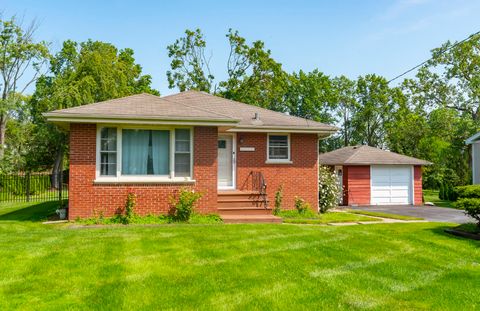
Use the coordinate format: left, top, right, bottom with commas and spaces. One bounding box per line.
218, 135, 235, 189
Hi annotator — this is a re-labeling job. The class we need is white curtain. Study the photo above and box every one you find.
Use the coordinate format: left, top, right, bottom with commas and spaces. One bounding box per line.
122, 130, 149, 174
152, 130, 170, 175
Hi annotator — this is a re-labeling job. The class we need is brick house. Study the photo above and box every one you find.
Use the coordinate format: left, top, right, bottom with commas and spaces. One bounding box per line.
318, 145, 431, 206
45, 91, 337, 222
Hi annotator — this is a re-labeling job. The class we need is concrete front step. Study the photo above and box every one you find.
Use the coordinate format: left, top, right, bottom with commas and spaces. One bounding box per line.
221, 214, 282, 224
217, 200, 267, 208
218, 191, 263, 200
218, 207, 273, 215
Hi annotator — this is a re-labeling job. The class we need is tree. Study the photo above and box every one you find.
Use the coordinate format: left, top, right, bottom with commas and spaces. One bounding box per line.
0, 16, 49, 160
219, 29, 288, 110
166, 28, 288, 111
166, 29, 214, 92
423, 33, 480, 122
30, 40, 158, 180
332, 76, 357, 147
284, 70, 335, 122
351, 74, 394, 147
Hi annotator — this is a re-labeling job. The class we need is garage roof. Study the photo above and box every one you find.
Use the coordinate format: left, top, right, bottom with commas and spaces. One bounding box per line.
318, 145, 432, 166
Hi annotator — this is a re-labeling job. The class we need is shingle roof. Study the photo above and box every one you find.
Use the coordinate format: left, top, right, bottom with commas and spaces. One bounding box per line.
318, 145, 432, 166
44, 90, 337, 133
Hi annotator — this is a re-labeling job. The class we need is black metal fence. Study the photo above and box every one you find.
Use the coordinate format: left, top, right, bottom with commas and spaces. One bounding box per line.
0, 171, 68, 203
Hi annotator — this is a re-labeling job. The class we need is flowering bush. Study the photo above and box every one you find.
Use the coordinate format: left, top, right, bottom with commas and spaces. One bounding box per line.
318, 166, 341, 213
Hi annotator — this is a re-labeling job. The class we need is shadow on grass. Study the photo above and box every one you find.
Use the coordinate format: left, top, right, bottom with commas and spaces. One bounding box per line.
426, 224, 480, 246
0, 201, 62, 222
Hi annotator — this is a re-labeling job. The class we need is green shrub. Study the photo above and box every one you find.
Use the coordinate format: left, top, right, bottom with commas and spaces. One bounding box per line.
455, 198, 480, 227
124, 192, 137, 223
454, 185, 480, 200
294, 196, 311, 214
318, 165, 341, 213
169, 187, 203, 222
439, 183, 445, 200
273, 185, 283, 215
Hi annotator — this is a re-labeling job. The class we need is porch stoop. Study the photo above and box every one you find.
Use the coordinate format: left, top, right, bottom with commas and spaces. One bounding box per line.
217, 190, 282, 223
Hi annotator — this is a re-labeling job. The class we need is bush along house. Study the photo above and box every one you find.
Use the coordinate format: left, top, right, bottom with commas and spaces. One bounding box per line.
44, 91, 337, 222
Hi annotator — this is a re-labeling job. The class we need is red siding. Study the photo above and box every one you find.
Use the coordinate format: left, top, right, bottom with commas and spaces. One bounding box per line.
68, 124, 218, 220
345, 165, 371, 205
414, 165, 423, 205
236, 133, 319, 211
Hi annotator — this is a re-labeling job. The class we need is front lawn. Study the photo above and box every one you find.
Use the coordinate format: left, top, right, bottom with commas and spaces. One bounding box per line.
279, 209, 379, 224
0, 202, 479, 310
423, 189, 455, 208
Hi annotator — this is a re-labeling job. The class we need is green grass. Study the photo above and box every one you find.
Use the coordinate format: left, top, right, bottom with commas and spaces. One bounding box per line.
0, 202, 479, 310
279, 210, 379, 224
78, 212, 222, 225
348, 209, 423, 221
423, 189, 455, 208
454, 223, 480, 234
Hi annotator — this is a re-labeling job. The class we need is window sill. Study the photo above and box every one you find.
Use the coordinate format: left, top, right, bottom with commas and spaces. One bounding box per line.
265, 160, 293, 164
93, 177, 196, 185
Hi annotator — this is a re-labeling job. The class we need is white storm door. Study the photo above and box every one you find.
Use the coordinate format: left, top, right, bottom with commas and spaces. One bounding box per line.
218, 135, 235, 189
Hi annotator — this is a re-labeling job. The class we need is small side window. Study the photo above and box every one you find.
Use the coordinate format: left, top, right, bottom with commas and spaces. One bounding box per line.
100, 127, 117, 176
268, 135, 290, 161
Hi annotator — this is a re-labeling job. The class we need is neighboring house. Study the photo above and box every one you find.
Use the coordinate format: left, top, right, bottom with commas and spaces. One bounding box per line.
318, 145, 431, 206
466, 133, 480, 184
45, 91, 337, 221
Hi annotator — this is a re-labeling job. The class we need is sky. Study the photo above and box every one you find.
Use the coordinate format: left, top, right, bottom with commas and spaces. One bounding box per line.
3, 0, 480, 95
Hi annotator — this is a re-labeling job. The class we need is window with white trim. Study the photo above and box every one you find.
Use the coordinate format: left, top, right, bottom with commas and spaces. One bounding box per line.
98, 127, 192, 179
100, 127, 117, 176
174, 129, 191, 177
267, 134, 290, 161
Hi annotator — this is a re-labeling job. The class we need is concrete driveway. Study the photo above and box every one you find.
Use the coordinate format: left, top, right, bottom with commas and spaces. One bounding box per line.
349, 205, 472, 224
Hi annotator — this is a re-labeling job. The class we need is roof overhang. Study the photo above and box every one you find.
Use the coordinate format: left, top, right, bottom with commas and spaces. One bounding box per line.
43, 113, 240, 130
226, 126, 338, 137
466, 132, 480, 144
319, 162, 432, 166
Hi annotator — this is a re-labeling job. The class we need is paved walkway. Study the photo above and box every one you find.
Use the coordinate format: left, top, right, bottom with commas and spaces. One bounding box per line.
349, 205, 472, 224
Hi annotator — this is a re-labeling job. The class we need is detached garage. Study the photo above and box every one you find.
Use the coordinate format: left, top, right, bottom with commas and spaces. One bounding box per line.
318, 145, 431, 206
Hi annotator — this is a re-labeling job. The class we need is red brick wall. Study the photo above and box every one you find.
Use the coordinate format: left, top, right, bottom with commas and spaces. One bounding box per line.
68, 124, 218, 220
236, 133, 319, 211
344, 165, 371, 205
414, 165, 423, 205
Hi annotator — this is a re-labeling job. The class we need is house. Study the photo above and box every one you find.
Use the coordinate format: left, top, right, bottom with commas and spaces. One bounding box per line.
466, 133, 480, 184
318, 145, 431, 206
44, 90, 337, 222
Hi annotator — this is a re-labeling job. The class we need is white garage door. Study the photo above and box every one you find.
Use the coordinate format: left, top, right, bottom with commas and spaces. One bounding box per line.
371, 165, 412, 205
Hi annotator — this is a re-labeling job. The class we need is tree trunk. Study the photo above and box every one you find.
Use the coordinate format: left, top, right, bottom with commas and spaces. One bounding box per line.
52, 147, 64, 189
0, 113, 7, 160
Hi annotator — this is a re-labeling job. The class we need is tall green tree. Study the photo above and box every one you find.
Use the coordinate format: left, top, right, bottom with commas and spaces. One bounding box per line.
284, 69, 335, 122
0, 16, 49, 160
332, 76, 357, 147
30, 40, 158, 177
219, 29, 288, 110
351, 74, 394, 147
166, 29, 214, 92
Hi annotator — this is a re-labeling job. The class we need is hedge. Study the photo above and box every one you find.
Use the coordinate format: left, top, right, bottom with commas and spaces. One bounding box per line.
455, 198, 480, 227
453, 185, 480, 200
